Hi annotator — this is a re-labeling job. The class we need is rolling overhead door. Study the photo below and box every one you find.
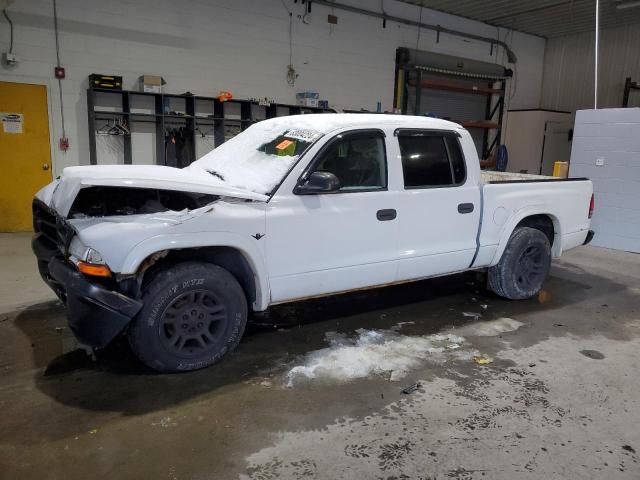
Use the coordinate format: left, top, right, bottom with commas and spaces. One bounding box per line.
396, 48, 511, 161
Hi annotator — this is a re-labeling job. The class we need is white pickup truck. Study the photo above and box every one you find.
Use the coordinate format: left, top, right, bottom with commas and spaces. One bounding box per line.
32, 114, 594, 372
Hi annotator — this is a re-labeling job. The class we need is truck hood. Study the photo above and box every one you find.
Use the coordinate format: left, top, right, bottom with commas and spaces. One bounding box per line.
38, 165, 268, 217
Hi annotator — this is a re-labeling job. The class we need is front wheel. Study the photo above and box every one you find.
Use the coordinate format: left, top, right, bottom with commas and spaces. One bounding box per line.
129, 262, 247, 372
488, 227, 552, 300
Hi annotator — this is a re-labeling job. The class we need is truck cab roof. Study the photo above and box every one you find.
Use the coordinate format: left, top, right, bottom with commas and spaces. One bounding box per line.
250, 113, 464, 135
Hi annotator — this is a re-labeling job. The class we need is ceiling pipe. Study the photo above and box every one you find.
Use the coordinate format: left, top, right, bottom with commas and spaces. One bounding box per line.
310, 0, 518, 63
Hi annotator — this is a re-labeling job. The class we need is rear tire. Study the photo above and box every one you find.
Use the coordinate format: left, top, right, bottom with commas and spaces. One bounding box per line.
488, 227, 551, 300
128, 262, 247, 372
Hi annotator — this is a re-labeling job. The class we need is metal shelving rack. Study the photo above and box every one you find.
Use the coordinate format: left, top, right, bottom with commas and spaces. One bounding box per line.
397, 67, 507, 160
623, 77, 640, 107
87, 88, 334, 166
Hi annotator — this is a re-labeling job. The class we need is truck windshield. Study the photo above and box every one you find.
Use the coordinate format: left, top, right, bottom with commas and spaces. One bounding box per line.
188, 122, 323, 195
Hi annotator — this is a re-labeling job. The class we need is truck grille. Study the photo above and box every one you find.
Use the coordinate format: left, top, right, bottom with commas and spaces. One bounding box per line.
32, 199, 74, 254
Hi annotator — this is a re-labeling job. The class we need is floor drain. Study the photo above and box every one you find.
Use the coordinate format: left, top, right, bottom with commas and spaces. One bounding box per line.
580, 349, 605, 360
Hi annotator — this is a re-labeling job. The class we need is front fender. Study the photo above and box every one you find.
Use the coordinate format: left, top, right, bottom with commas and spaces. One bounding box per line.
121, 232, 270, 311
489, 206, 561, 266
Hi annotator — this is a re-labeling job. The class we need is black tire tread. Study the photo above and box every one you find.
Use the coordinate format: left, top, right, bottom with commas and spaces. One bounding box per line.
488, 227, 551, 300
128, 261, 247, 372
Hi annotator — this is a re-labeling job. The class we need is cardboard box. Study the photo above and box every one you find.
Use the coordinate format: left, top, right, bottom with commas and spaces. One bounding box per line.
296, 91, 319, 107
296, 91, 320, 100
139, 75, 166, 93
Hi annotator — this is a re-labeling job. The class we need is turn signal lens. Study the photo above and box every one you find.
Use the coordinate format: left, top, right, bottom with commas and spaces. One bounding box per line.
588, 194, 595, 219
77, 262, 112, 277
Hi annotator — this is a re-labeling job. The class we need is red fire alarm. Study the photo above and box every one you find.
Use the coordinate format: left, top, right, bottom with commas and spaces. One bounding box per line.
59, 137, 69, 151
54, 67, 65, 79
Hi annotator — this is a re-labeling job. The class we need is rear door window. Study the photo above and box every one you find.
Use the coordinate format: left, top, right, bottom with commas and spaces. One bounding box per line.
397, 131, 466, 188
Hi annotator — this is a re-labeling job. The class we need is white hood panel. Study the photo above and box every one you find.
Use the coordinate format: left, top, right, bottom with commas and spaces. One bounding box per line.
40, 165, 268, 216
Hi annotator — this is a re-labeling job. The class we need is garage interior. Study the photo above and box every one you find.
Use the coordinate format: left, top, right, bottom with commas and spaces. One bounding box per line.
1, 0, 640, 479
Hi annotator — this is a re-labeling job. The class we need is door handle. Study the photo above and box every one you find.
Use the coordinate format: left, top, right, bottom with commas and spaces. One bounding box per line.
458, 203, 474, 214
376, 209, 397, 221
42, 164, 50, 171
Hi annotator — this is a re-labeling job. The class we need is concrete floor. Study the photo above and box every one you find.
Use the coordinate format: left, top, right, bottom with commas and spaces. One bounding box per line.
0, 232, 56, 314
0, 237, 639, 479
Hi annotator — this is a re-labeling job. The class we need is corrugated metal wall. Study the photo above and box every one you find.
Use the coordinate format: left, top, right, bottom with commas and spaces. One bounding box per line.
541, 23, 640, 112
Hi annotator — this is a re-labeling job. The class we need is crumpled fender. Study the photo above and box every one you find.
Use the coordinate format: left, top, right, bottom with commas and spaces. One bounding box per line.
121, 231, 271, 311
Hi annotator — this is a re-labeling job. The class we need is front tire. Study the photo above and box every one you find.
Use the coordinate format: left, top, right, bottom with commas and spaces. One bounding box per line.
488, 227, 551, 300
129, 262, 247, 372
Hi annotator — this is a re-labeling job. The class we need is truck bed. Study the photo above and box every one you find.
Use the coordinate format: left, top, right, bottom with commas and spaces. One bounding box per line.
476, 173, 593, 267
481, 171, 554, 183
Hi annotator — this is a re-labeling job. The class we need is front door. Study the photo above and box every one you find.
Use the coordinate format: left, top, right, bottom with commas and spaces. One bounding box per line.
0, 81, 53, 231
394, 129, 480, 281
266, 129, 398, 303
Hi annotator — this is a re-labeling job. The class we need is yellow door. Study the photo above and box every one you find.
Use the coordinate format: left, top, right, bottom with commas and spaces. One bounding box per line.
0, 81, 53, 231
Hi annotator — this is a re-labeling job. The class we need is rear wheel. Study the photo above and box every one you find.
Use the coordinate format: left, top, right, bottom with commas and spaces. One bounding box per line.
128, 262, 247, 372
488, 227, 551, 300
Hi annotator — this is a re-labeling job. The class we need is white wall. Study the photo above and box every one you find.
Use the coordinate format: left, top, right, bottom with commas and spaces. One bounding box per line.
0, 0, 545, 174
570, 108, 640, 253
542, 23, 640, 113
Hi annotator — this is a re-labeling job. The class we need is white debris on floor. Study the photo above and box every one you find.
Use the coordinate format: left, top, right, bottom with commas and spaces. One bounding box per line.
451, 317, 524, 337
151, 416, 177, 428
286, 328, 471, 386
286, 318, 525, 386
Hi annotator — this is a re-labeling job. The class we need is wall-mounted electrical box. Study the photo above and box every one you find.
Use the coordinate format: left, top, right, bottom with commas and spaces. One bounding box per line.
2, 52, 18, 66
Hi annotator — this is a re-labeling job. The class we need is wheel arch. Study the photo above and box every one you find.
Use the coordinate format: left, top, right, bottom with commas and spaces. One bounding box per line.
491, 210, 561, 266
121, 234, 270, 311
141, 247, 257, 308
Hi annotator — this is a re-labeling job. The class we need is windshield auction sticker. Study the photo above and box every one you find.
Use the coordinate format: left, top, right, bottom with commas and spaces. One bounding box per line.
286, 129, 322, 142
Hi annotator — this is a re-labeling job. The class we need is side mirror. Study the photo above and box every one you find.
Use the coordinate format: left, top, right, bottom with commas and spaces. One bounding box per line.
294, 171, 341, 195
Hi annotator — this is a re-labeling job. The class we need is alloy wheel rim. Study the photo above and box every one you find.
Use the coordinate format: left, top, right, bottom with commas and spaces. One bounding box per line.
515, 245, 546, 290
159, 290, 227, 357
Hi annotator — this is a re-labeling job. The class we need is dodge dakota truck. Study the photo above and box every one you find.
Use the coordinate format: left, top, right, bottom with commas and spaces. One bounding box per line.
32, 114, 594, 372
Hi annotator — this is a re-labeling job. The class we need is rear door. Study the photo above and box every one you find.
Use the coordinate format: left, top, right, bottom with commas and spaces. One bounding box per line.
394, 129, 480, 281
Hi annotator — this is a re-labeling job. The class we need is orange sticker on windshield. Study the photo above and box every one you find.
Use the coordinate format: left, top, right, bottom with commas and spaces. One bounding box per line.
275, 139, 294, 151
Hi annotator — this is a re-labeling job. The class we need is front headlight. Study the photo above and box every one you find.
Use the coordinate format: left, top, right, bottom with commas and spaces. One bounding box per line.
68, 236, 105, 265
85, 248, 105, 264
68, 236, 112, 277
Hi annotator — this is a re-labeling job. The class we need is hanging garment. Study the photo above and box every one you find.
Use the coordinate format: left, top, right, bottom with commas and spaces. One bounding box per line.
165, 130, 178, 167
177, 127, 194, 167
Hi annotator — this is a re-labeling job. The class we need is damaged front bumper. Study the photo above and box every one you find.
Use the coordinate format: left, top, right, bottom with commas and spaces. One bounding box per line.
48, 258, 142, 348
32, 234, 142, 348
